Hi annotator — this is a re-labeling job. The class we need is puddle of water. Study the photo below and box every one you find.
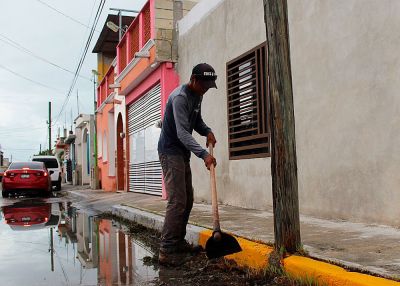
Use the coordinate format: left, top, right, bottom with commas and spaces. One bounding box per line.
0, 199, 159, 286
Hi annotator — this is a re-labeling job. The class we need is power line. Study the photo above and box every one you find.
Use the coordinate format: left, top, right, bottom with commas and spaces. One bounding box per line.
35, 0, 100, 33
52, 0, 106, 126
0, 63, 65, 94
0, 33, 92, 82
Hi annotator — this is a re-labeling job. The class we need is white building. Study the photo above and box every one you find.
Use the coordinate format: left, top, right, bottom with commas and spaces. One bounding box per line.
74, 114, 95, 186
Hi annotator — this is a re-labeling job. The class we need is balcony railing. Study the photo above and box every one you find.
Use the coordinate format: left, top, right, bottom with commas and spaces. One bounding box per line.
117, 1, 153, 74
97, 65, 115, 108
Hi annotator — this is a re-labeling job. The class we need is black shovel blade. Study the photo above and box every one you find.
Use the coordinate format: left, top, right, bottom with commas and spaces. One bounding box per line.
206, 232, 242, 259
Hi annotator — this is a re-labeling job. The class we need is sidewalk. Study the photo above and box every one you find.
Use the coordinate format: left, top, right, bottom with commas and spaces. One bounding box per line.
67, 188, 400, 285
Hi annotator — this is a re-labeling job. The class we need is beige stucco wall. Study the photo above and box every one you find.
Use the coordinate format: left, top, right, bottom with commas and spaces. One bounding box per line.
178, 0, 273, 209
179, 0, 400, 226
288, 0, 400, 225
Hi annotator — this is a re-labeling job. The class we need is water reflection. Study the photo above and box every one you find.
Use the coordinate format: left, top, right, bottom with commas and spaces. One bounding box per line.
0, 200, 158, 285
3, 200, 57, 230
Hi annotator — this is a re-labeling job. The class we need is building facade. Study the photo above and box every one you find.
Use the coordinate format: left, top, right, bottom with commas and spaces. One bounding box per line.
178, 0, 400, 227
108, 0, 197, 197
94, 15, 135, 192
74, 114, 95, 186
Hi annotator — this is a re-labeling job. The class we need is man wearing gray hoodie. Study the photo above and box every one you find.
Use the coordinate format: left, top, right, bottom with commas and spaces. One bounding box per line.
158, 63, 218, 266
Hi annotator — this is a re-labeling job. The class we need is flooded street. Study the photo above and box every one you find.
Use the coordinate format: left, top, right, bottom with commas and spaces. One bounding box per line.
0, 188, 290, 286
0, 197, 158, 286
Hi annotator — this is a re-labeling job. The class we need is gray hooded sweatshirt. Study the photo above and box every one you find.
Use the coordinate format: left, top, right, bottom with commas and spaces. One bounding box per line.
158, 84, 212, 161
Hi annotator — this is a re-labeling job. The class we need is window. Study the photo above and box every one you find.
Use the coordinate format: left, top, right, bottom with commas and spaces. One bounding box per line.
97, 132, 102, 158
32, 158, 59, 168
11, 162, 45, 170
227, 43, 270, 160
103, 132, 108, 162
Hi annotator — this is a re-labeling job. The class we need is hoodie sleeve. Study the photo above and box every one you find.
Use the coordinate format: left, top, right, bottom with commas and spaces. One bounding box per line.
194, 110, 212, 137
172, 95, 209, 159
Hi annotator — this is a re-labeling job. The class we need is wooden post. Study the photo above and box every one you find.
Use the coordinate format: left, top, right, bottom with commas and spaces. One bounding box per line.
264, 0, 301, 253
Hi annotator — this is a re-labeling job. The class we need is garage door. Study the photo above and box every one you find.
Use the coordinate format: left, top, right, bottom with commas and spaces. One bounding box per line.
128, 84, 162, 195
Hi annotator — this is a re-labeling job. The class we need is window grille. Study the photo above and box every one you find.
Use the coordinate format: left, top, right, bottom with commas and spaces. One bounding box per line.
227, 43, 270, 160
142, 4, 151, 45
130, 24, 140, 59
119, 41, 127, 72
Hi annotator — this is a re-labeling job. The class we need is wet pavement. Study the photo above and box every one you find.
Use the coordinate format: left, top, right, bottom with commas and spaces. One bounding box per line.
0, 196, 159, 286
0, 190, 286, 286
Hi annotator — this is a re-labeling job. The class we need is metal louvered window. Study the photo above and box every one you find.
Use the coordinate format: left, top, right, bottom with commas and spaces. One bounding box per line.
227, 43, 270, 160
128, 84, 162, 196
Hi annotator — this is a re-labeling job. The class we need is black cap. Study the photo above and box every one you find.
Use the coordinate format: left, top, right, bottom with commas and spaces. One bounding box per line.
191, 63, 217, 89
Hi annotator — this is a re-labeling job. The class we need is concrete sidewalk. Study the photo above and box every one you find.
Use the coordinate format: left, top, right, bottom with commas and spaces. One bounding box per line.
67, 188, 400, 285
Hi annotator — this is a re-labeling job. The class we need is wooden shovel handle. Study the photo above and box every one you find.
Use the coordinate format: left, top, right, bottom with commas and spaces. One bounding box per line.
209, 146, 221, 232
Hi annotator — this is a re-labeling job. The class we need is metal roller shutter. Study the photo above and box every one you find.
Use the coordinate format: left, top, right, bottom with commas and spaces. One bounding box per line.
128, 84, 162, 195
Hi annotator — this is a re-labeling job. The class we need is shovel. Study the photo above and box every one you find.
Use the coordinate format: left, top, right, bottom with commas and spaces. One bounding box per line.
205, 145, 242, 259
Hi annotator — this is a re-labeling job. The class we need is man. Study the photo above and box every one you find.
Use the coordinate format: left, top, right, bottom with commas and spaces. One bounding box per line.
157, 63, 218, 266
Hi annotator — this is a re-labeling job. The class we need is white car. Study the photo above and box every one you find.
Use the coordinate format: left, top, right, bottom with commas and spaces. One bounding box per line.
32, 155, 62, 191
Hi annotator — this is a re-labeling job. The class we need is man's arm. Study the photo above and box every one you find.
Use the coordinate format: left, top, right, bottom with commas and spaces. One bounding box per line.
194, 112, 217, 147
194, 112, 212, 136
172, 96, 209, 159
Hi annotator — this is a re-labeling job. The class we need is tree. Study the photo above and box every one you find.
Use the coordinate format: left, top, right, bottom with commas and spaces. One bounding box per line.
264, 0, 301, 253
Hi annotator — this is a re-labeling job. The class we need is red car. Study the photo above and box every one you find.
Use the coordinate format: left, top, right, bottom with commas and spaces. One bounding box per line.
2, 162, 52, 198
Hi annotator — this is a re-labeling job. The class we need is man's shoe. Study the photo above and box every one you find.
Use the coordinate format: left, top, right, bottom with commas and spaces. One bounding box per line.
158, 250, 191, 267
177, 241, 203, 254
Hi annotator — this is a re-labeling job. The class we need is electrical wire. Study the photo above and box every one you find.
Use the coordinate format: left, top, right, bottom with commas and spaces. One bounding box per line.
35, 0, 100, 33
0, 63, 65, 95
0, 33, 92, 82
52, 0, 105, 126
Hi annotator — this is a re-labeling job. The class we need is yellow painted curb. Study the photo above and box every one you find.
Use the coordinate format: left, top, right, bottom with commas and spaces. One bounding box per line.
198, 229, 274, 270
198, 230, 399, 286
284, 256, 400, 286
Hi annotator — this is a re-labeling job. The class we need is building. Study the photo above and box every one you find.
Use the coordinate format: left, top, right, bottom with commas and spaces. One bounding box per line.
74, 114, 95, 186
114, 0, 198, 196
177, 0, 400, 227
64, 130, 76, 184
95, 0, 198, 196
94, 14, 135, 192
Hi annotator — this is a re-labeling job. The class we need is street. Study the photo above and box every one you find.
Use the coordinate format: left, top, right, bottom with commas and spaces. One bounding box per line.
0, 185, 288, 286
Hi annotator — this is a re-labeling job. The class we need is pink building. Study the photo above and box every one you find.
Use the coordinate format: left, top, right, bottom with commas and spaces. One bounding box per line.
112, 0, 199, 197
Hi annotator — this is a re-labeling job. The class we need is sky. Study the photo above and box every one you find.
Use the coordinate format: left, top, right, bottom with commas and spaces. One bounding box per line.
0, 0, 147, 162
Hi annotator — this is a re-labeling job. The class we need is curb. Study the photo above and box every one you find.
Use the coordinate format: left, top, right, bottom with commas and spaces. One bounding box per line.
110, 205, 206, 247
284, 256, 400, 286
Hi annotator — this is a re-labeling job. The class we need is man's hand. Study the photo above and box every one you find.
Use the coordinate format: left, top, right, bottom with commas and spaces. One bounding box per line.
204, 154, 217, 170
206, 132, 217, 147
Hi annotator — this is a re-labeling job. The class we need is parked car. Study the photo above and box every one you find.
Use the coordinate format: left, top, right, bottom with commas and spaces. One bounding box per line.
0, 166, 7, 182
2, 162, 52, 198
32, 155, 62, 191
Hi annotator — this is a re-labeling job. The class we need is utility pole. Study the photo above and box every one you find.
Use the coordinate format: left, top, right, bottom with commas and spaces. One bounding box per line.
92, 70, 99, 189
264, 0, 301, 253
40, 144, 42, 154
48, 102, 52, 155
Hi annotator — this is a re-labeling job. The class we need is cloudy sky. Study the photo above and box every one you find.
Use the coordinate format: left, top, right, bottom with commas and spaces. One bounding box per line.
0, 0, 146, 162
